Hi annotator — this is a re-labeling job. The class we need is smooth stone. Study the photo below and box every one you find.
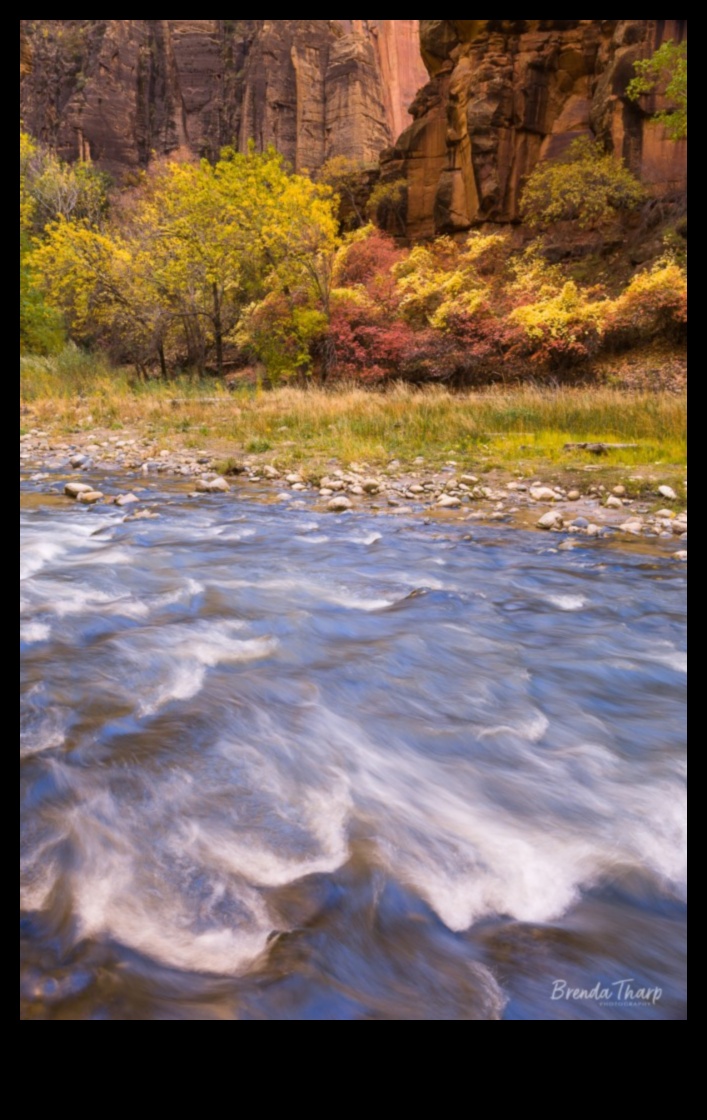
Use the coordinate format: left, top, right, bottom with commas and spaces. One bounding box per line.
571, 517, 590, 529
115, 493, 140, 507
656, 509, 675, 519
348, 485, 364, 497
461, 475, 479, 485
620, 520, 644, 535
125, 509, 160, 521
612, 485, 627, 497
437, 495, 462, 509
531, 487, 561, 502
567, 491, 582, 501
537, 511, 563, 530
672, 522, 688, 536
70, 454, 87, 468
675, 551, 688, 562
286, 474, 303, 485
362, 479, 381, 494
659, 485, 678, 501
196, 477, 230, 493
605, 496, 624, 509
262, 466, 281, 479
64, 482, 93, 498
327, 496, 353, 512
78, 491, 104, 504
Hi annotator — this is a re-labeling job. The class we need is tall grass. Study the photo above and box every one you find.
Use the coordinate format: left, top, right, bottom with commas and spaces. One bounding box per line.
21, 350, 686, 471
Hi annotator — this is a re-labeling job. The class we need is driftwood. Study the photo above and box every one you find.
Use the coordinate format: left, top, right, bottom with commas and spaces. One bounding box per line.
564, 442, 639, 455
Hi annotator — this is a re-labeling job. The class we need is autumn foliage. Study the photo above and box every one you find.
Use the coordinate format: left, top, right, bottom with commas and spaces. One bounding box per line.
21, 128, 686, 383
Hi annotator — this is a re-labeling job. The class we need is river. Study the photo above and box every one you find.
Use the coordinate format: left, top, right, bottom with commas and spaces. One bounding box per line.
20, 475, 687, 1019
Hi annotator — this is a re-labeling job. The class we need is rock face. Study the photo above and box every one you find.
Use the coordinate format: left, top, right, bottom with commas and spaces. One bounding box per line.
20, 19, 427, 175
381, 19, 688, 239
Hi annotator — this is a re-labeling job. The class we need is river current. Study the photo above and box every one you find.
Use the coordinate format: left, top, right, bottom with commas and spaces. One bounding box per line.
20, 476, 687, 1019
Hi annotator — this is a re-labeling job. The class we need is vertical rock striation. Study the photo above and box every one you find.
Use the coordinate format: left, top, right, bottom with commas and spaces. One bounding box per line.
381, 19, 687, 239
19, 19, 427, 176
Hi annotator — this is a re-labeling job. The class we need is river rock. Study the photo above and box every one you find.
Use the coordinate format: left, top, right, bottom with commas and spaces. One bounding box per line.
461, 474, 479, 485
605, 496, 624, 509
531, 487, 561, 502
262, 465, 281, 479
571, 517, 590, 530
537, 511, 563, 530
672, 521, 688, 536
362, 479, 381, 494
659, 485, 678, 501
567, 491, 582, 501
78, 490, 104, 504
613, 485, 627, 497
437, 495, 462, 509
327, 496, 353, 512
115, 493, 140, 507
620, 520, 644, 535
70, 454, 87, 468
196, 477, 230, 493
675, 551, 688, 562
64, 482, 93, 498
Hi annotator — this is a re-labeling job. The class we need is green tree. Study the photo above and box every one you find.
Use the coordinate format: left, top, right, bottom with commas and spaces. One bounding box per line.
627, 40, 687, 140
520, 138, 645, 229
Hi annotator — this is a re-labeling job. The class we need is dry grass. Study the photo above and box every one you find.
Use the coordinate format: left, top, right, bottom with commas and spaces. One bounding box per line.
21, 351, 687, 485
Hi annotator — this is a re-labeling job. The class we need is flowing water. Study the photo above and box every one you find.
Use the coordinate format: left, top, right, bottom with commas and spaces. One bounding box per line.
20, 476, 687, 1019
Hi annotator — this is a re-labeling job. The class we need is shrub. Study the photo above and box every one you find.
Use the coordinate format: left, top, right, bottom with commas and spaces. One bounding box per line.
627, 40, 687, 141
509, 281, 607, 367
520, 138, 645, 229
605, 258, 687, 346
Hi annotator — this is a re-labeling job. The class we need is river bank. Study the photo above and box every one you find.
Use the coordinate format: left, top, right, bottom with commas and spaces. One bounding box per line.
20, 416, 687, 557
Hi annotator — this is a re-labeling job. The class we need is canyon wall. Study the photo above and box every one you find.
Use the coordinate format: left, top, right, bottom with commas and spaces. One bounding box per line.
381, 19, 687, 239
19, 19, 427, 175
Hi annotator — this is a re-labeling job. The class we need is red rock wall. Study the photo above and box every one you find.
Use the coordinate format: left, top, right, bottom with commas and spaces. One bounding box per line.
381, 19, 687, 240
20, 19, 426, 176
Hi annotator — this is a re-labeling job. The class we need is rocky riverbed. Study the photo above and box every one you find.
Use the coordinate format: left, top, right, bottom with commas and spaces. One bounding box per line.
20, 427, 687, 559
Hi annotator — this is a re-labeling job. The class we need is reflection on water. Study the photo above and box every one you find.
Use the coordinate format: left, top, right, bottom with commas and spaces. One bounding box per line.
20, 481, 687, 1019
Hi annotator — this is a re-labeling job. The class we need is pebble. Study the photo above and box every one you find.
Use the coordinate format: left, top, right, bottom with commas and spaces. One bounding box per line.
613, 485, 627, 497
286, 474, 303, 485
437, 495, 462, 509
567, 491, 582, 501
362, 479, 381, 494
659, 485, 678, 501
125, 509, 160, 521
70, 454, 87, 468
656, 509, 675, 519
461, 474, 479, 485
571, 517, 590, 529
672, 521, 688, 536
605, 496, 624, 509
675, 551, 688, 562
327, 496, 353, 512
77, 491, 104, 504
115, 493, 140, 507
64, 482, 93, 498
620, 520, 644, 535
262, 466, 281, 479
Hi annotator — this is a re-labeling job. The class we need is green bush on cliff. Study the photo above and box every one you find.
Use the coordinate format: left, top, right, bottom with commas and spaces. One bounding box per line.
627, 40, 687, 140
520, 138, 645, 229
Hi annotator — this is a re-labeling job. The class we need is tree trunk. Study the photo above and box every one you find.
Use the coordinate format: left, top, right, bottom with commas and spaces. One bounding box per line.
158, 343, 168, 380
212, 283, 224, 379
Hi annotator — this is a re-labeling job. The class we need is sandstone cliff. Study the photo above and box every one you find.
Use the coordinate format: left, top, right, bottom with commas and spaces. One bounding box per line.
381, 19, 687, 239
19, 19, 427, 176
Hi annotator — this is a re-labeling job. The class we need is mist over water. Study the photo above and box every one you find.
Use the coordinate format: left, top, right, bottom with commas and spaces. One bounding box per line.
20, 478, 687, 1019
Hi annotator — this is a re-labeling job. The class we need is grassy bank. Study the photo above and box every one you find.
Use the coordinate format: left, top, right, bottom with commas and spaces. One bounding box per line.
20, 350, 687, 497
